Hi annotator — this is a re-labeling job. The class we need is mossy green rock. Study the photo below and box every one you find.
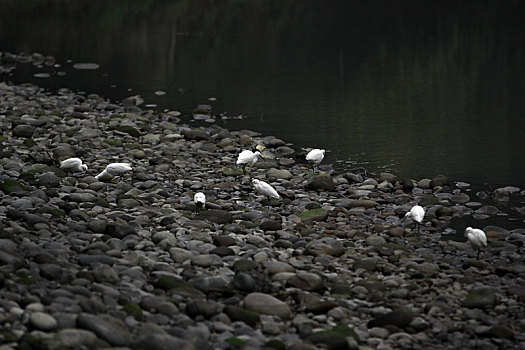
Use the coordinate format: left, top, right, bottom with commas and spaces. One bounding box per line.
153, 276, 205, 299
367, 309, 414, 328
225, 337, 245, 349
224, 305, 260, 327
122, 303, 143, 320
153, 276, 182, 290
307, 324, 359, 350
353, 258, 378, 272
298, 208, 328, 223
0, 179, 24, 194
264, 339, 286, 350
462, 288, 497, 309
112, 125, 141, 137
233, 259, 257, 272
222, 168, 244, 176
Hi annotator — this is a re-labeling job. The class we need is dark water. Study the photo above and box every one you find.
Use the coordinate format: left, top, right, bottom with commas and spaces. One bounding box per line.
1, 0, 524, 186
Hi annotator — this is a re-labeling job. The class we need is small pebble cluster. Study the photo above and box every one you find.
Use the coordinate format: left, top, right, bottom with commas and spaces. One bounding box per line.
1, 53, 525, 349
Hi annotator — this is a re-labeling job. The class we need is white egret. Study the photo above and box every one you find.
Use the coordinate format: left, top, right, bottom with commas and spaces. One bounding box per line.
194, 192, 206, 212
60, 157, 87, 173
95, 162, 132, 181
465, 227, 487, 259
306, 149, 325, 171
236, 150, 261, 174
402, 205, 425, 233
252, 179, 280, 202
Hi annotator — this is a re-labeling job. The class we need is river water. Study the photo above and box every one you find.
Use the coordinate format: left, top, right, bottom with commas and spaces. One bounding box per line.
1, 0, 523, 186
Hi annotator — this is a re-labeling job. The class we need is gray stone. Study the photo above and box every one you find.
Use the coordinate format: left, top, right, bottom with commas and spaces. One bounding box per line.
37, 172, 60, 187
191, 254, 223, 267
267, 168, 293, 180
287, 272, 323, 291
76, 313, 132, 346
13, 124, 35, 137
305, 237, 345, 257
244, 292, 292, 319
67, 193, 97, 203
56, 328, 104, 349
366, 235, 387, 246
29, 311, 57, 331
169, 247, 194, 263
305, 172, 335, 191
266, 261, 295, 274
133, 333, 191, 350
260, 220, 282, 231
93, 265, 120, 284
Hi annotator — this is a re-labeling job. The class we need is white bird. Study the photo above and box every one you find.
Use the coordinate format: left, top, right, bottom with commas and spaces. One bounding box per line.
252, 179, 280, 202
194, 192, 206, 212
95, 162, 132, 181
60, 157, 88, 173
236, 150, 262, 174
465, 227, 487, 259
306, 149, 325, 171
402, 205, 425, 233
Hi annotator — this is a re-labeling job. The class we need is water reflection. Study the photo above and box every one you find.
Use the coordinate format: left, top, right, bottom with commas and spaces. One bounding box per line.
1, 0, 523, 185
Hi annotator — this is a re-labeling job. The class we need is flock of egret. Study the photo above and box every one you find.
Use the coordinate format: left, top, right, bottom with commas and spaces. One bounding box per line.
59, 145, 489, 260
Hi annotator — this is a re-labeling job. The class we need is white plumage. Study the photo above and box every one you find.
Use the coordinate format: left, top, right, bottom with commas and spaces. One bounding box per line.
95, 162, 132, 181
60, 158, 87, 172
465, 227, 487, 259
306, 148, 325, 171
403, 205, 425, 232
194, 192, 206, 212
236, 150, 261, 173
252, 179, 280, 200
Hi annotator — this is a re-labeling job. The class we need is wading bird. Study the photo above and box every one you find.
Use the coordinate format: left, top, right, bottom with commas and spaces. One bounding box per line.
465, 227, 487, 259
252, 179, 280, 203
60, 157, 88, 173
194, 192, 206, 212
306, 148, 325, 172
237, 150, 262, 174
402, 205, 425, 233
95, 162, 132, 181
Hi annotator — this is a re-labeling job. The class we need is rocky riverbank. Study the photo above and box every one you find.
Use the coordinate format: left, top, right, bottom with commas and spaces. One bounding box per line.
1, 67, 525, 348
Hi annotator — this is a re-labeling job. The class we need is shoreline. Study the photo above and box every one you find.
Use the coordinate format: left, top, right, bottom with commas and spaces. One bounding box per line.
1, 64, 525, 348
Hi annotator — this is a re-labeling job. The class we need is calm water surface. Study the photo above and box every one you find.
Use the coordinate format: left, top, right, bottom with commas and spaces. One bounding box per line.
1, 0, 523, 186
